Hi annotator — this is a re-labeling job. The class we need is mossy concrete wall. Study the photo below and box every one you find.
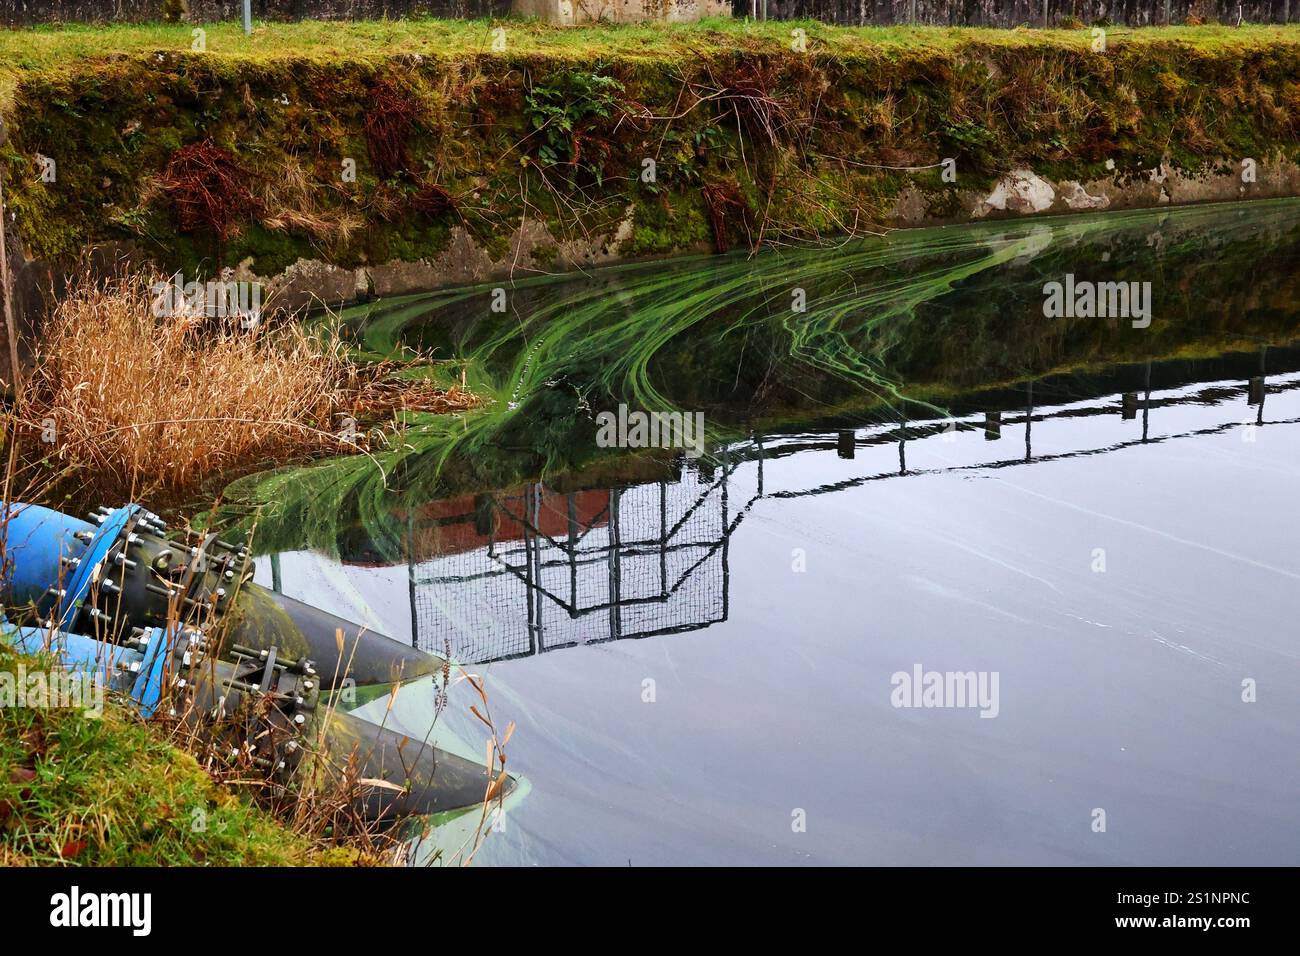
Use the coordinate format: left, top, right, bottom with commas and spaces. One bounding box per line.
3, 26, 1300, 322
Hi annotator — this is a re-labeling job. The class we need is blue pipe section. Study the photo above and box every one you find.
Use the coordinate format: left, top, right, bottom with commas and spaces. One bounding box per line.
57, 504, 140, 631
2, 502, 144, 630
1, 502, 95, 609
2, 618, 174, 717
1, 500, 197, 719
129, 627, 170, 718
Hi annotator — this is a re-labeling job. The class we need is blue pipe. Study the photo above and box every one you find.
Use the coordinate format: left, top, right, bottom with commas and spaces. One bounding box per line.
56, 504, 141, 632
3, 619, 176, 718
1, 502, 95, 610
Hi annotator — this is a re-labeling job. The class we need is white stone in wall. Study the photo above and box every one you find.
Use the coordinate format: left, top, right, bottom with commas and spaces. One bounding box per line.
972, 169, 1056, 217
1060, 181, 1110, 210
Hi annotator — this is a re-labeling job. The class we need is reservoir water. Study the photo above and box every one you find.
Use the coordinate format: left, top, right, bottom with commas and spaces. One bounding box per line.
242, 199, 1300, 865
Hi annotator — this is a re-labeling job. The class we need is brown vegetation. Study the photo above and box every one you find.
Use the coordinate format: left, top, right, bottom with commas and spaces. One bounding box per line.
21, 272, 477, 502
159, 140, 260, 243
365, 78, 424, 180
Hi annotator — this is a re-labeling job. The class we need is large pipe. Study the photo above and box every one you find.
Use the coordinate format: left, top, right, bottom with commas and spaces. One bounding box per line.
1, 501, 511, 826
1, 501, 440, 687
227, 584, 439, 688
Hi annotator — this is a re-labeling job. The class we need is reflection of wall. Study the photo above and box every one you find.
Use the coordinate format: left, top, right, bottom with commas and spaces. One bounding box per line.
408, 488, 611, 562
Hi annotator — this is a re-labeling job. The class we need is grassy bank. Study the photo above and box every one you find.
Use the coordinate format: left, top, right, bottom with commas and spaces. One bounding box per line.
2, 20, 1297, 69
0, 644, 344, 865
1, 20, 1297, 282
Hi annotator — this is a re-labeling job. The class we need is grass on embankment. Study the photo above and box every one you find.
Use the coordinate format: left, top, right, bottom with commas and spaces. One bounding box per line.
1, 19, 1298, 72
0, 644, 343, 866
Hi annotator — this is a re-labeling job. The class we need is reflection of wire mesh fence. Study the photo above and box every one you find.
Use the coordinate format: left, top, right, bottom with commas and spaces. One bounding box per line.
412, 460, 749, 665
410, 362, 1300, 664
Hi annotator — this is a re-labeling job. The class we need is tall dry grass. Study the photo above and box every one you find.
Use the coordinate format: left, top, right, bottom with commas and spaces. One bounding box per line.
23, 272, 476, 501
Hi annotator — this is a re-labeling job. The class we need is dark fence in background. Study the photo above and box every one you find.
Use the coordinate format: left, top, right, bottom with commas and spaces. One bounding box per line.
0, 1, 509, 25
735, 0, 1291, 24
0, 0, 1293, 25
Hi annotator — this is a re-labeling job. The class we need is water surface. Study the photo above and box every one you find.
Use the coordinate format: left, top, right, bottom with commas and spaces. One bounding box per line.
250, 200, 1300, 865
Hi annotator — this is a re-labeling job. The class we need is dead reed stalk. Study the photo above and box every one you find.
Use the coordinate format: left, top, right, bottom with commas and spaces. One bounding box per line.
22, 271, 477, 502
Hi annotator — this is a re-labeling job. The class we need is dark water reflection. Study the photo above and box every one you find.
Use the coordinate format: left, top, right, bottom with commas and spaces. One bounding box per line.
255, 201, 1300, 865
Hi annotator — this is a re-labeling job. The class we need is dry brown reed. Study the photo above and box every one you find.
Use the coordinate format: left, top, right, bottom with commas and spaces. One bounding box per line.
22, 271, 477, 502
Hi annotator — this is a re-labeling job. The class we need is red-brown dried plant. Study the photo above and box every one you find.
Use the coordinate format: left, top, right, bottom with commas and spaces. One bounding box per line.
365, 78, 423, 180
160, 140, 259, 243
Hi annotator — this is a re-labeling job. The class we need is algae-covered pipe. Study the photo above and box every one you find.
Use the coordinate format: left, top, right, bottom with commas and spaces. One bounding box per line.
227, 583, 439, 689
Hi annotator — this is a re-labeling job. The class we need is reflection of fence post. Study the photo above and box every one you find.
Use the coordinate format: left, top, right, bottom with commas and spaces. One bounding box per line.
1141, 360, 1152, 441
837, 429, 856, 459
1248, 348, 1267, 407
608, 489, 622, 642
659, 481, 668, 595
721, 454, 730, 623
568, 492, 579, 614
1255, 347, 1268, 426
1122, 392, 1139, 420
1025, 381, 1034, 462
406, 513, 418, 648
898, 413, 907, 474
526, 484, 542, 653
984, 411, 1001, 441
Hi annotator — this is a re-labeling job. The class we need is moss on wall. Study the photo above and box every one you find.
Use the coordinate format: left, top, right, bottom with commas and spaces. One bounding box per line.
3, 23, 1299, 285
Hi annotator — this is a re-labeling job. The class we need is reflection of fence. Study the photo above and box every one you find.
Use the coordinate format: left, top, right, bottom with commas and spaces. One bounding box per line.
735, 359, 1300, 501
392, 351, 1299, 663
411, 457, 759, 665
